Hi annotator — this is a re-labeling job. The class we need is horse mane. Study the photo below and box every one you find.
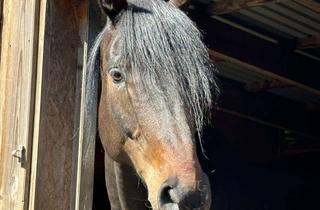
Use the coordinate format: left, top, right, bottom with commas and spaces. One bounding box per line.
86, 0, 218, 142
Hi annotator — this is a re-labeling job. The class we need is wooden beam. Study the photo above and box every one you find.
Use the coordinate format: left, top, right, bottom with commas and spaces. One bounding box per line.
216, 78, 320, 139
189, 10, 320, 90
28, 0, 94, 209
211, 107, 319, 160
284, 145, 320, 155
298, 34, 320, 49
215, 106, 318, 140
72, 1, 101, 210
170, 0, 190, 9
209, 0, 282, 15
293, 0, 320, 13
244, 80, 292, 92
0, 0, 40, 209
210, 50, 320, 97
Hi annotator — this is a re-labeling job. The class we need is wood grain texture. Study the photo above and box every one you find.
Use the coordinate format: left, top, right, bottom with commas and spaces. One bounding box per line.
294, 0, 320, 12
27, 0, 92, 209
72, 2, 106, 208
209, 0, 283, 15
0, 0, 3, 58
72, 2, 95, 208
298, 34, 320, 49
0, 0, 40, 209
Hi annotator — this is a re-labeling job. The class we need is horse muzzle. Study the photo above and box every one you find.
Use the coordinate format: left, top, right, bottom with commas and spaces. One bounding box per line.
157, 174, 211, 210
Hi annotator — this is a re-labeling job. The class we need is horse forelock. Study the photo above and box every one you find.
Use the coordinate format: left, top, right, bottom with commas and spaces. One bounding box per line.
87, 0, 218, 140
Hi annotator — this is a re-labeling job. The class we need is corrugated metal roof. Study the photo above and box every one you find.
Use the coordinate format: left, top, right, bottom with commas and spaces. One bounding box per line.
206, 0, 320, 106
236, 1, 320, 38
219, 1, 320, 58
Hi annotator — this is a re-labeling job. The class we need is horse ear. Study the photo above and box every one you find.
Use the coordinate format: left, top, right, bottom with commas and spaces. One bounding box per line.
168, 0, 190, 9
99, 0, 127, 20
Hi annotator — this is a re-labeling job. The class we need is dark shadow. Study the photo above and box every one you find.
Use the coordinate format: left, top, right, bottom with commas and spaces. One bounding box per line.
198, 123, 320, 210
93, 138, 110, 210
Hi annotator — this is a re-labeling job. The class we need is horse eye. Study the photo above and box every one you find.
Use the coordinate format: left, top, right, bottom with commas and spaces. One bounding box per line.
109, 68, 125, 83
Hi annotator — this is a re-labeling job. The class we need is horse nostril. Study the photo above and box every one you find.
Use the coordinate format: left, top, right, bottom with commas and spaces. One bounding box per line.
159, 186, 174, 205
159, 178, 179, 207
158, 178, 206, 210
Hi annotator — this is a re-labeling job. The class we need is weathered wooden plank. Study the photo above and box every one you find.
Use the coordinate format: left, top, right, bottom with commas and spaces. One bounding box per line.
27, 0, 47, 209
215, 106, 318, 140
293, 0, 320, 13
208, 0, 283, 15
189, 10, 320, 90
0, 0, 4, 57
216, 77, 320, 139
0, 0, 40, 209
28, 0, 92, 209
72, 1, 102, 209
170, 0, 190, 9
210, 50, 320, 97
298, 34, 320, 49
72, 41, 96, 210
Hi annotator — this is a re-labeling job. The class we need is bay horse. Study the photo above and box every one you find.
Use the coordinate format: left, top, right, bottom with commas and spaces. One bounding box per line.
86, 0, 218, 209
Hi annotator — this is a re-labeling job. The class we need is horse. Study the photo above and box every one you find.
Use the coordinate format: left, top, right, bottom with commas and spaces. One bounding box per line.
86, 0, 218, 209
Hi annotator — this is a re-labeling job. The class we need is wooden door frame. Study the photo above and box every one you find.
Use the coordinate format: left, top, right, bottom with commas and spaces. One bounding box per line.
0, 0, 100, 209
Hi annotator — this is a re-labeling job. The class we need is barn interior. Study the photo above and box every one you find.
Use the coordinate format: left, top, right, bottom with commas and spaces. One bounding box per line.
92, 0, 320, 210
1, 0, 318, 209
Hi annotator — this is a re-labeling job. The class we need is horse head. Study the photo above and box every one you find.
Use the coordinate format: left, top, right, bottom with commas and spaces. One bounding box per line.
91, 0, 217, 209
